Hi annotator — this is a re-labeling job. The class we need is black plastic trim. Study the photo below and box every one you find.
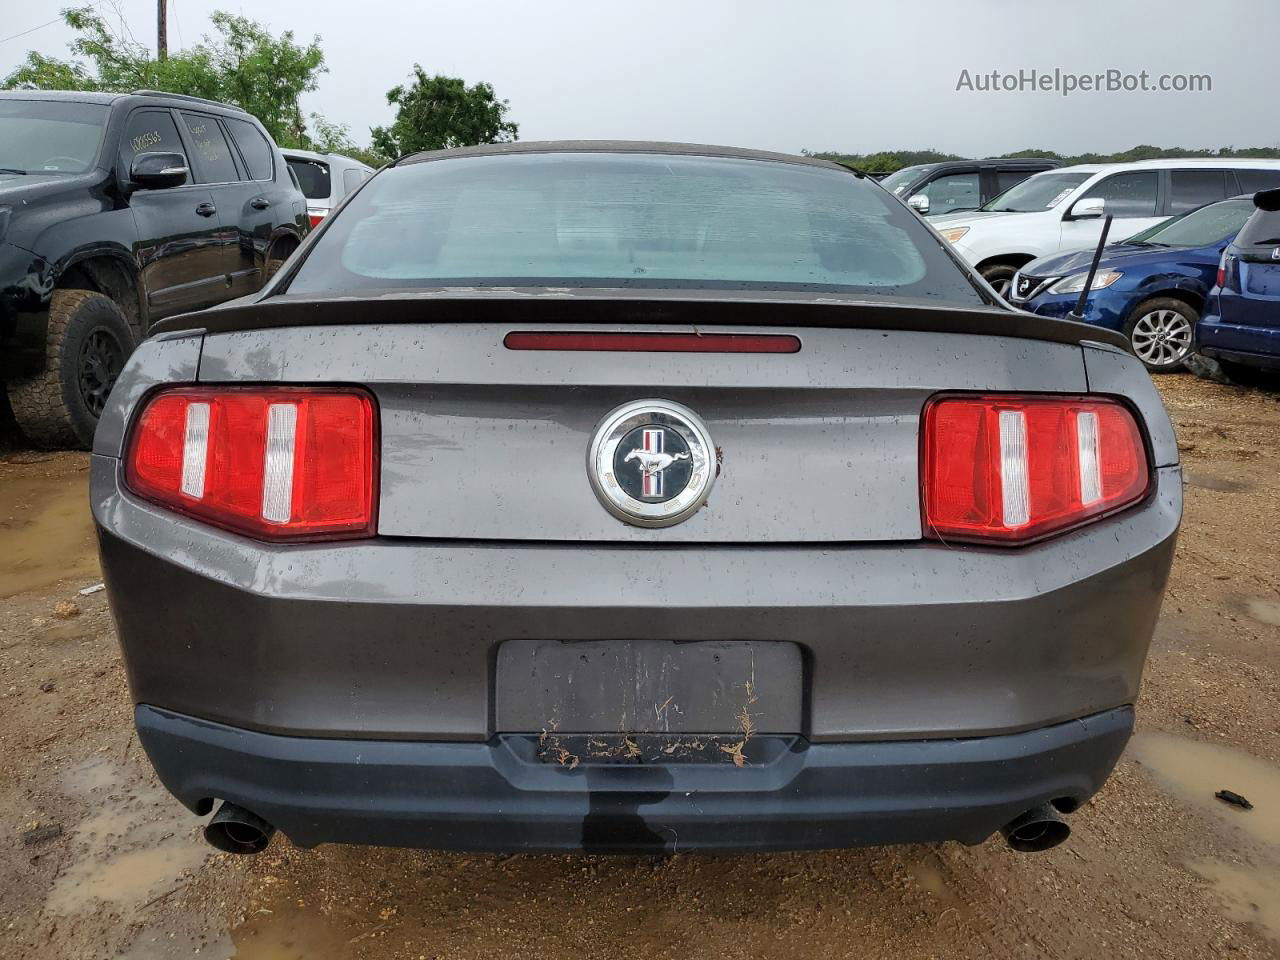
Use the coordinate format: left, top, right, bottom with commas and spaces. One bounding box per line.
149, 292, 1130, 350
1200, 346, 1280, 370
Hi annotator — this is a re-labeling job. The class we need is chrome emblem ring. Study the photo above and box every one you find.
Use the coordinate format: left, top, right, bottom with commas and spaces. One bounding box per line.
588, 399, 716, 527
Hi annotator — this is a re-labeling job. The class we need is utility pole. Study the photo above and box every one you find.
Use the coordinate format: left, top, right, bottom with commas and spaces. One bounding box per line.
157, 0, 167, 61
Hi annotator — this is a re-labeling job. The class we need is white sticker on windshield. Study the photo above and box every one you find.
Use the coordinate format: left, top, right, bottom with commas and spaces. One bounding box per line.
1046, 189, 1072, 208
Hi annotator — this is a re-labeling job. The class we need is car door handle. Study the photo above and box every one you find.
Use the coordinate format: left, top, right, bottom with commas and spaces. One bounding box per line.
196, 202, 217, 217
250, 197, 271, 210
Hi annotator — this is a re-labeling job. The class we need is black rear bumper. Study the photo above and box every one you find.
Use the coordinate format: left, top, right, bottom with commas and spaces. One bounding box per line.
136, 704, 1133, 853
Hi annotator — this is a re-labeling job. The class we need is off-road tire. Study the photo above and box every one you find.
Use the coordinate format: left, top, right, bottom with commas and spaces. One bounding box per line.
6, 289, 135, 450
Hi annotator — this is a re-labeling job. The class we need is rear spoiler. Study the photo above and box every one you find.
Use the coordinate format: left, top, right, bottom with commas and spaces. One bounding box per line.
150, 289, 1131, 352
1255, 188, 1280, 212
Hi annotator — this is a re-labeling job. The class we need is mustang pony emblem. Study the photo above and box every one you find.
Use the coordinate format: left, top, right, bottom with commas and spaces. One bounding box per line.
623, 428, 690, 497
588, 400, 717, 527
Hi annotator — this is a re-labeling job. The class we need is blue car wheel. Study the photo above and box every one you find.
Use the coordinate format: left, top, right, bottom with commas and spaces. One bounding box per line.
1124, 297, 1196, 373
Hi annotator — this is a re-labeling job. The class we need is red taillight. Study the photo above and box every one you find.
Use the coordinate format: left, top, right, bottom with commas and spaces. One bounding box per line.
1216, 252, 1235, 291
308, 212, 326, 229
126, 387, 377, 541
922, 394, 1149, 545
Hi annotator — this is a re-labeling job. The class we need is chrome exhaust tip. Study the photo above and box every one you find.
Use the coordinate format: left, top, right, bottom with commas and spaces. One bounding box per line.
204, 801, 276, 854
1000, 802, 1070, 853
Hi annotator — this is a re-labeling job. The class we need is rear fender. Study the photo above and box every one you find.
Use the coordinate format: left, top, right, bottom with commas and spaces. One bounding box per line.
1081, 341, 1178, 467
92, 329, 203, 457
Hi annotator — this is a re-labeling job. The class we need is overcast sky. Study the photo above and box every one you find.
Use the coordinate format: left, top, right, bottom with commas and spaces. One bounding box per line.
2, 0, 1276, 156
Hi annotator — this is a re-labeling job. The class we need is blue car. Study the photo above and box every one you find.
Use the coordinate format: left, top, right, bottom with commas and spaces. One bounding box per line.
1009, 196, 1256, 372
1197, 188, 1280, 377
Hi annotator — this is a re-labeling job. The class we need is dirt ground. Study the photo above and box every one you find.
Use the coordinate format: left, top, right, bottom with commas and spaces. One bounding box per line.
1, 373, 1277, 960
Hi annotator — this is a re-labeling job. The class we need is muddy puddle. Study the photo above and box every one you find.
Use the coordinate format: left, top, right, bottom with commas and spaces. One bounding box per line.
44, 757, 209, 918
1190, 859, 1280, 945
0, 467, 99, 598
1130, 731, 1280, 942
120, 929, 235, 960
1184, 471, 1250, 494
229, 908, 349, 960
1243, 598, 1280, 629
126, 905, 364, 959
907, 858, 960, 906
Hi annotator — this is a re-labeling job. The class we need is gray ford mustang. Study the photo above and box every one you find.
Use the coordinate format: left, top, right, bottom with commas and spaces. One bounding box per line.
92, 142, 1180, 856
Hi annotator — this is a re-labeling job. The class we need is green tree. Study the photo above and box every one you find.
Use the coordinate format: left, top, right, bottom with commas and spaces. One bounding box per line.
371, 66, 517, 158
307, 114, 389, 167
203, 12, 324, 146
804, 148, 965, 173
3, 8, 325, 148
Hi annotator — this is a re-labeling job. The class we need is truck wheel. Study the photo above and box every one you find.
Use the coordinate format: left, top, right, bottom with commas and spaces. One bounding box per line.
6, 290, 136, 450
979, 264, 1018, 300
1124, 298, 1195, 373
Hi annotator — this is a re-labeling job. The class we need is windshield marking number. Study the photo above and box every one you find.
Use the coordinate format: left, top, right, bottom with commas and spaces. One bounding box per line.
131, 130, 164, 153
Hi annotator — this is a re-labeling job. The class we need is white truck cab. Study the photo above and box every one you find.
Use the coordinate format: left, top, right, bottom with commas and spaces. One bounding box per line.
932, 159, 1280, 297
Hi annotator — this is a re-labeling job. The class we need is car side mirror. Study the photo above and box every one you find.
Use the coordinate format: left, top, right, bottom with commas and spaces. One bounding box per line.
130, 152, 189, 190
907, 193, 930, 215
1070, 197, 1106, 220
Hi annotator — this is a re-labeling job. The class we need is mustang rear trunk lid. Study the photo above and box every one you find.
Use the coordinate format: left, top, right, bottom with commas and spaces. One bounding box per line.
193, 315, 1091, 543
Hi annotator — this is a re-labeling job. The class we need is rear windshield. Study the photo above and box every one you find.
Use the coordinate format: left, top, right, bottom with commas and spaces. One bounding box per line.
981, 172, 1091, 212
287, 157, 331, 199
1123, 198, 1254, 248
287, 152, 987, 305
1236, 205, 1280, 250
0, 99, 108, 174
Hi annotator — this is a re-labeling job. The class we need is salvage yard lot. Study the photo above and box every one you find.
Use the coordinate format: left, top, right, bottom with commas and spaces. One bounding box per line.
1, 374, 1277, 960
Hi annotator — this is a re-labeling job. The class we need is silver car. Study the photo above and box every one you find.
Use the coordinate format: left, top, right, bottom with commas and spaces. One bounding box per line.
281, 147, 374, 229
93, 142, 1180, 856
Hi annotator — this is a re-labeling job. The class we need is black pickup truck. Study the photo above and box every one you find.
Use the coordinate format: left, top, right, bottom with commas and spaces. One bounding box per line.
0, 89, 308, 447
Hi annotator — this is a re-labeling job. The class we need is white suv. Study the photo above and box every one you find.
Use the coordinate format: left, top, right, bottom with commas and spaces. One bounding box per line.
282, 148, 376, 230
931, 159, 1280, 297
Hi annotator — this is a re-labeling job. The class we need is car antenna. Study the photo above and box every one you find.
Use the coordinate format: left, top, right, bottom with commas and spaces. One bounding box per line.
1067, 213, 1113, 323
